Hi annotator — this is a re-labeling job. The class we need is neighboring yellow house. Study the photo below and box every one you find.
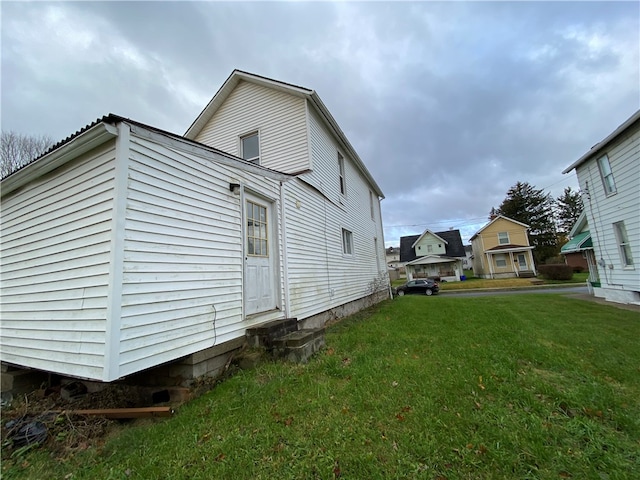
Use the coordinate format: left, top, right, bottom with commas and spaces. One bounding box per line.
470, 215, 536, 278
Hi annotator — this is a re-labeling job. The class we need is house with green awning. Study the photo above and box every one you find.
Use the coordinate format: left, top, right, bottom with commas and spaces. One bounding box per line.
560, 212, 595, 278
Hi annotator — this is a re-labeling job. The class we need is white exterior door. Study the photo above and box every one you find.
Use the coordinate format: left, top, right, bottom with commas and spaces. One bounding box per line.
517, 253, 528, 270
244, 193, 276, 315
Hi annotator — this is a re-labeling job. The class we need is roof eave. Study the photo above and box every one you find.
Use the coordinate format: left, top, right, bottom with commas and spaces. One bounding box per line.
1, 122, 119, 197
307, 93, 384, 198
562, 109, 640, 174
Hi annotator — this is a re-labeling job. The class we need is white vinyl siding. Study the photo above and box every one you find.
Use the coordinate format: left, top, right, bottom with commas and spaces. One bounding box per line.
284, 106, 387, 320
194, 81, 308, 173
0, 142, 117, 379
118, 135, 284, 377
576, 127, 640, 294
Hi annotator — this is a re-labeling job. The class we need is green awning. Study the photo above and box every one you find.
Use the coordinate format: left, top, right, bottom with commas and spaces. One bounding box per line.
561, 231, 592, 253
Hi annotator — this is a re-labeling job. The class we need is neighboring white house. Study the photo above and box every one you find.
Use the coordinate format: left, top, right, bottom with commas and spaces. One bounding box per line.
562, 109, 640, 305
399, 229, 466, 282
0, 70, 389, 382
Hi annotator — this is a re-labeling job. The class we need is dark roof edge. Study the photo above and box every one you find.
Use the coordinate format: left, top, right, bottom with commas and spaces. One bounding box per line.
562, 109, 640, 174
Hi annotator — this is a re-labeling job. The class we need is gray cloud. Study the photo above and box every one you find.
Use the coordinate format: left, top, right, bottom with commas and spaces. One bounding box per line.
2, 1, 638, 245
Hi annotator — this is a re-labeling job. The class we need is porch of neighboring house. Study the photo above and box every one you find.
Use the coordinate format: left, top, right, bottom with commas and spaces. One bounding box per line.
483, 247, 536, 279
405, 256, 463, 282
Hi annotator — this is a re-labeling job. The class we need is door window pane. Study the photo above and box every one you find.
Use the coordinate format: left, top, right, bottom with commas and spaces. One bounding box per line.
247, 200, 268, 257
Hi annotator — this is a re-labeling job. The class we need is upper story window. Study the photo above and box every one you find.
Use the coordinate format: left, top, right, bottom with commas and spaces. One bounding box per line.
613, 221, 633, 267
597, 154, 616, 195
342, 228, 353, 255
497, 232, 510, 245
241, 132, 260, 164
369, 190, 375, 219
338, 152, 346, 195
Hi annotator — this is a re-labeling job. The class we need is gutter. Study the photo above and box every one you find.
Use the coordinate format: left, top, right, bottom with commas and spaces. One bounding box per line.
1, 123, 119, 197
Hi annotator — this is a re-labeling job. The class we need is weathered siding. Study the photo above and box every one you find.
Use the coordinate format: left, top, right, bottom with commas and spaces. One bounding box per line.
118, 134, 284, 377
194, 81, 309, 174
576, 127, 640, 296
0, 143, 117, 379
284, 106, 387, 321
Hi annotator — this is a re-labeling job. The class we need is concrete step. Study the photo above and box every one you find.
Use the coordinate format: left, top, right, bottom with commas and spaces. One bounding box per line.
246, 318, 298, 349
273, 328, 326, 363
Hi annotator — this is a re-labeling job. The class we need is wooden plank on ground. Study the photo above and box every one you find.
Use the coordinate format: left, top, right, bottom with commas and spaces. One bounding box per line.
68, 407, 173, 418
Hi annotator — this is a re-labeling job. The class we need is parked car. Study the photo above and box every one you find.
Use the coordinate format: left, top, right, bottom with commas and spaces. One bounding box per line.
395, 279, 440, 296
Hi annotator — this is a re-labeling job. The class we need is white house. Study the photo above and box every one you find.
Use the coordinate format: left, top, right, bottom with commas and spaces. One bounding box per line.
399, 229, 466, 282
562, 109, 640, 305
0, 70, 389, 382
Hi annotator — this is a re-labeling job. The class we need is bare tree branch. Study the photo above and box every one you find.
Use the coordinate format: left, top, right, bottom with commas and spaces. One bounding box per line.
1, 131, 55, 179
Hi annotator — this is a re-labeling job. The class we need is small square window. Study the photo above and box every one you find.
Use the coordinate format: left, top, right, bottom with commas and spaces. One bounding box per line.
613, 221, 633, 267
342, 228, 353, 255
495, 254, 507, 267
241, 132, 260, 164
597, 154, 616, 195
498, 232, 510, 245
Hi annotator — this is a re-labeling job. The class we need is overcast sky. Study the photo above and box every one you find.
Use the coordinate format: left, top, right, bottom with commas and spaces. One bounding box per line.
2, 1, 638, 246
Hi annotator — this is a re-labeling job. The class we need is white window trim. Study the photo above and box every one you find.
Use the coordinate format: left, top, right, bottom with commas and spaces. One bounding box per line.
369, 190, 375, 220
497, 232, 510, 245
239, 130, 260, 164
495, 254, 507, 268
338, 151, 346, 196
613, 221, 634, 268
342, 228, 353, 256
597, 154, 617, 196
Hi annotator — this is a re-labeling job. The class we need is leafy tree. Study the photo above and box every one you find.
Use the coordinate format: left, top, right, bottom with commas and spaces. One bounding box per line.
555, 186, 584, 235
1, 131, 54, 179
493, 181, 558, 263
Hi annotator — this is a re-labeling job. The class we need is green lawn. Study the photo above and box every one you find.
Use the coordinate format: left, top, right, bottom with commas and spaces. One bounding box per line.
3, 295, 639, 479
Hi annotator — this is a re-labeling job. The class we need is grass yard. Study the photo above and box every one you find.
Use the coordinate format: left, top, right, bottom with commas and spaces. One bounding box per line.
3, 294, 639, 479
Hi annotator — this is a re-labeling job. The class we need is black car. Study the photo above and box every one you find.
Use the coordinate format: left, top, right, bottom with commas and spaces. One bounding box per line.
395, 279, 440, 296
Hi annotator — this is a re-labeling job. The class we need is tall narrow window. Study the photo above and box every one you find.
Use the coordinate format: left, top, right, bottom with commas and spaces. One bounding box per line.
338, 152, 346, 195
241, 132, 260, 164
497, 232, 510, 245
369, 190, 375, 219
342, 228, 353, 255
613, 221, 633, 267
247, 200, 268, 256
597, 154, 616, 195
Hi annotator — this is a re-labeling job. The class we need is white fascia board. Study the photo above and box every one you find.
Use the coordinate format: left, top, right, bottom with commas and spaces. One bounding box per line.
485, 246, 535, 254
411, 229, 448, 248
568, 211, 588, 238
1, 123, 118, 197
307, 93, 385, 199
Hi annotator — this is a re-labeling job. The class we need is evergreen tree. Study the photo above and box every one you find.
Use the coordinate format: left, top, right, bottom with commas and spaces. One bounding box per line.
493, 181, 558, 263
555, 186, 584, 235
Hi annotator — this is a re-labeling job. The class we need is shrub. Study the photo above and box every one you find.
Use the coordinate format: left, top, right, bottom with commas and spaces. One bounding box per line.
538, 264, 573, 280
